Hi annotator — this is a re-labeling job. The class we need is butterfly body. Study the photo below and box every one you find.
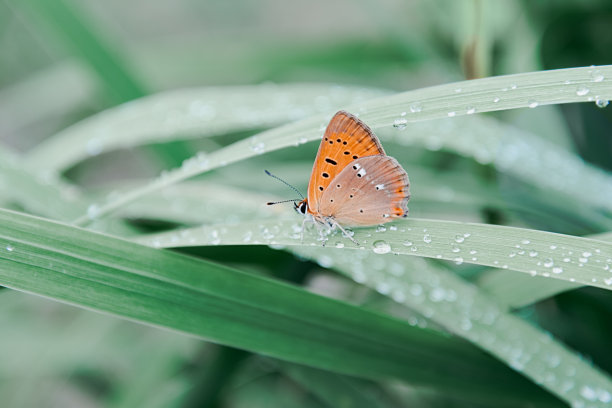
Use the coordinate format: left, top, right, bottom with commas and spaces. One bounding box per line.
296, 111, 410, 241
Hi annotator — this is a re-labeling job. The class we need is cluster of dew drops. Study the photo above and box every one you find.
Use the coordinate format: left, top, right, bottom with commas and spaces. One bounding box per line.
391, 67, 609, 131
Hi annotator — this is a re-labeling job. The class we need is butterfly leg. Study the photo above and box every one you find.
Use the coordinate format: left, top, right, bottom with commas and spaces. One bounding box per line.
332, 221, 359, 246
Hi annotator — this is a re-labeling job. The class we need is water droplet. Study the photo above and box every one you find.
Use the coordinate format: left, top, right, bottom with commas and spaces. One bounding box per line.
6, 245, 14, 252
447, 111, 456, 117
528, 100, 539, 108
451, 246, 460, 253
372, 240, 391, 254
591, 70, 604, 82
376, 281, 391, 295
521, 239, 531, 245
576, 85, 590, 96
423, 234, 432, 244
510, 84, 518, 90
582, 251, 592, 257
595, 98, 609, 108
552, 267, 563, 274
391, 290, 406, 303
87, 204, 100, 220
454, 257, 464, 265
86, 138, 103, 156
580, 385, 597, 401
543, 258, 554, 268
410, 284, 422, 296
249, 138, 265, 154
317, 255, 334, 268
410, 102, 422, 113
429, 287, 446, 302
469, 250, 477, 255
466, 106, 476, 114
454, 234, 465, 243
402, 241, 413, 247
335, 242, 345, 249
550, 245, 557, 250
493, 97, 500, 103
529, 250, 538, 257
393, 118, 408, 130
454, 88, 462, 93
376, 225, 387, 233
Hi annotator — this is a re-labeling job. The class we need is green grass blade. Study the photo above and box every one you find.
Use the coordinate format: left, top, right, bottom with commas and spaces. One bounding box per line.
72, 66, 612, 225
25, 84, 387, 172
293, 246, 612, 408
13, 0, 147, 102
0, 208, 552, 403
136, 218, 612, 291
135, 219, 612, 407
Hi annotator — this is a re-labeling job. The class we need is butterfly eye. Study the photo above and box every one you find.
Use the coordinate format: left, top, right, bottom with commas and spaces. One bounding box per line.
298, 202, 308, 215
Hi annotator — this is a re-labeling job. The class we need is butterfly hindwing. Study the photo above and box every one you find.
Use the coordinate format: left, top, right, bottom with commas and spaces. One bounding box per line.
307, 111, 385, 213
318, 155, 410, 226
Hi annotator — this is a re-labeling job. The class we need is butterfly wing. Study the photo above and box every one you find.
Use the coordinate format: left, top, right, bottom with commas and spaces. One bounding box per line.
318, 155, 410, 226
307, 111, 385, 214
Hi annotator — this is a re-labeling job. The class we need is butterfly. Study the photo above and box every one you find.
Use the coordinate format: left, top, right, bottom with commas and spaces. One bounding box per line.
293, 110, 410, 243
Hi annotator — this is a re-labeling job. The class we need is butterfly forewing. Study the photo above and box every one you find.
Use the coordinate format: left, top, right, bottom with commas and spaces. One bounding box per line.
318, 155, 410, 226
307, 111, 385, 213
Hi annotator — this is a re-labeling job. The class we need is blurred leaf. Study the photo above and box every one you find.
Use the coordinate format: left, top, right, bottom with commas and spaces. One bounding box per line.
68, 66, 612, 224
12, 0, 147, 103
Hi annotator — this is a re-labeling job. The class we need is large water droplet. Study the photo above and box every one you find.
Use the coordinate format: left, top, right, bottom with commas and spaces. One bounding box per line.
372, 240, 391, 254
423, 234, 432, 244
595, 99, 609, 108
402, 240, 413, 247
454, 234, 465, 243
543, 258, 554, 268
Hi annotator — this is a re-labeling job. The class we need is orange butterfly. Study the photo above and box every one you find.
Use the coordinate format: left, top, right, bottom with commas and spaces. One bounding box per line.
294, 111, 410, 242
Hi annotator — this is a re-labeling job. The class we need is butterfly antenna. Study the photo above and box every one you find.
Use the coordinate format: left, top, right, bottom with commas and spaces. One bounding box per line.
267, 198, 301, 206
264, 170, 305, 200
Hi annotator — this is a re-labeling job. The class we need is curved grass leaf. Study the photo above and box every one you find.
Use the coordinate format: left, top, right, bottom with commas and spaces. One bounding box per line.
136, 222, 612, 407
71, 66, 612, 225
0, 208, 555, 405
25, 84, 387, 172
136, 218, 612, 291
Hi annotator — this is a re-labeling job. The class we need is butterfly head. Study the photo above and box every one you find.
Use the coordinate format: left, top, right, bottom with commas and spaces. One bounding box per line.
295, 199, 309, 216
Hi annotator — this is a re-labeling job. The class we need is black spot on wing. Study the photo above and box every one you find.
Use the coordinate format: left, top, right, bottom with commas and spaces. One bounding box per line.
325, 158, 338, 165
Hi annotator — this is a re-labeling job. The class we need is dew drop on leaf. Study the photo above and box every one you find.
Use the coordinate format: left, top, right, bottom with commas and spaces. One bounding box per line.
372, 240, 391, 254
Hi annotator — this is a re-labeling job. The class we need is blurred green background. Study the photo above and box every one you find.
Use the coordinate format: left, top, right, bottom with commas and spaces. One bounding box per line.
1, 1, 611, 407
